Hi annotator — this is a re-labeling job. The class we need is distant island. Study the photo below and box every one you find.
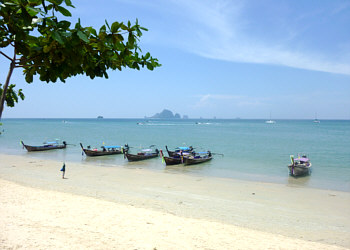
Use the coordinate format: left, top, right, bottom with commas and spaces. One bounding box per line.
97, 116, 103, 119
147, 109, 188, 119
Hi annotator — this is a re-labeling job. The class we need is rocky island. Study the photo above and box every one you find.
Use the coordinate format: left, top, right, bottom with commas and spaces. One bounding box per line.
147, 109, 187, 119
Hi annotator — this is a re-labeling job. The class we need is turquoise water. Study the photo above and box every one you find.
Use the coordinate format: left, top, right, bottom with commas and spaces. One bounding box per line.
1, 118, 349, 191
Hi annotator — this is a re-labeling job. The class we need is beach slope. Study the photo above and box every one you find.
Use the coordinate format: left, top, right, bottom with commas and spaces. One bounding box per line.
0, 154, 349, 249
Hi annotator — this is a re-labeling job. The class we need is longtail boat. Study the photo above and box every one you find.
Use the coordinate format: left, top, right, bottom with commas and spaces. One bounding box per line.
160, 150, 191, 165
124, 148, 159, 162
80, 143, 128, 157
288, 154, 312, 177
184, 151, 213, 165
165, 145, 193, 157
163, 156, 182, 165
21, 140, 67, 152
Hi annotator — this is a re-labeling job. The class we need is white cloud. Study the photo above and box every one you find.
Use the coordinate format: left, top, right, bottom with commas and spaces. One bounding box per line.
118, 0, 350, 75
194, 94, 268, 109
136, 0, 350, 75
183, 1, 350, 75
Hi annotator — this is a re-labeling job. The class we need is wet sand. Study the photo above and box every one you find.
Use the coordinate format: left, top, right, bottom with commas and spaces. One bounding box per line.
1, 153, 349, 249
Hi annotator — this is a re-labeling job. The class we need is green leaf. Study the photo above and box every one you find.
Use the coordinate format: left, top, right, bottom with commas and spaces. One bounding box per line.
146, 62, 154, 70
98, 31, 106, 40
25, 73, 34, 83
57, 6, 71, 17
28, 0, 42, 5
87, 27, 97, 36
25, 6, 39, 16
18, 89, 25, 101
43, 45, 51, 53
120, 23, 128, 30
135, 28, 142, 37
111, 22, 120, 33
128, 33, 135, 47
52, 31, 64, 44
64, 0, 74, 7
114, 41, 124, 51
58, 20, 71, 30
99, 25, 106, 33
50, 0, 62, 5
105, 20, 111, 31
77, 30, 89, 43
3, 2, 17, 6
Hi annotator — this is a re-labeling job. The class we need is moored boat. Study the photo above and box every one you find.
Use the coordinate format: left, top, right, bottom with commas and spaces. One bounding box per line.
163, 156, 182, 165
160, 150, 192, 165
288, 154, 312, 177
313, 112, 320, 123
124, 148, 159, 162
184, 151, 213, 165
21, 140, 67, 152
165, 145, 193, 157
80, 143, 128, 157
265, 112, 276, 124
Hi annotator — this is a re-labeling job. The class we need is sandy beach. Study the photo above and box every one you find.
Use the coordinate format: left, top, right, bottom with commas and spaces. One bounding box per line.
1, 153, 350, 249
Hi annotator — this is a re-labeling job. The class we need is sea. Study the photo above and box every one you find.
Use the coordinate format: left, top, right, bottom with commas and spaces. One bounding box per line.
1, 118, 349, 192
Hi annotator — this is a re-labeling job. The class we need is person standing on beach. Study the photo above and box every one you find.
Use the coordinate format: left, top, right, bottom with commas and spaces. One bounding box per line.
60, 163, 66, 179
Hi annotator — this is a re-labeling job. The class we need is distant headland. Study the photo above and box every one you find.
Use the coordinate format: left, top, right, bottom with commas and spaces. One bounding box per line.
146, 109, 188, 119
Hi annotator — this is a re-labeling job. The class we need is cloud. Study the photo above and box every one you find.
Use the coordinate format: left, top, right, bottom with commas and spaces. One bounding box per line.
182, 1, 350, 75
330, 1, 350, 15
201, 45, 350, 75
135, 0, 350, 75
194, 94, 268, 109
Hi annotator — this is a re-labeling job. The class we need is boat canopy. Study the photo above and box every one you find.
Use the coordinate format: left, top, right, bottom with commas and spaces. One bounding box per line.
45, 141, 58, 144
142, 149, 152, 152
295, 157, 309, 162
103, 145, 121, 149
177, 146, 191, 151
176, 152, 191, 155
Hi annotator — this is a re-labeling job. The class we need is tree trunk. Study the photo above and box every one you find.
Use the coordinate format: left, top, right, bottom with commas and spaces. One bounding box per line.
0, 59, 15, 119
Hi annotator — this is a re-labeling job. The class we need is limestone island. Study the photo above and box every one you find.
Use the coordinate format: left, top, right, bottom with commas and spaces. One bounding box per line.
146, 109, 188, 119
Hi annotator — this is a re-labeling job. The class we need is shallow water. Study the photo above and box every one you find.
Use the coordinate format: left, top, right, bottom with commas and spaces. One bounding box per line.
1, 118, 349, 191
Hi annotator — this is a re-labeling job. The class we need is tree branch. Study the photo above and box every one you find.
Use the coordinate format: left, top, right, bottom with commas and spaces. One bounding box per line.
15, 64, 42, 68
0, 47, 16, 119
16, 54, 41, 65
0, 51, 13, 62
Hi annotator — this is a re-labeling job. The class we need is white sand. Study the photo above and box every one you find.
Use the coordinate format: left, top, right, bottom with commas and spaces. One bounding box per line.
1, 153, 350, 249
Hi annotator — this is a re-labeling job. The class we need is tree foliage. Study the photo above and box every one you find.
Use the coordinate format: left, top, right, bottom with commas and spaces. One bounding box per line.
0, 83, 25, 107
0, 0, 160, 118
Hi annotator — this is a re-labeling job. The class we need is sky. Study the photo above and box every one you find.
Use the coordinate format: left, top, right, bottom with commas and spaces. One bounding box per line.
1, 0, 350, 119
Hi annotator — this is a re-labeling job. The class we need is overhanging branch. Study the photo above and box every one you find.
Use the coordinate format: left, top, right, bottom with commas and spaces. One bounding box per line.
14, 64, 42, 68
0, 51, 13, 61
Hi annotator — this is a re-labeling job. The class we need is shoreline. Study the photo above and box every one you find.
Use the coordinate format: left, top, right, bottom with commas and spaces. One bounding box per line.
2, 150, 349, 193
1, 153, 350, 248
